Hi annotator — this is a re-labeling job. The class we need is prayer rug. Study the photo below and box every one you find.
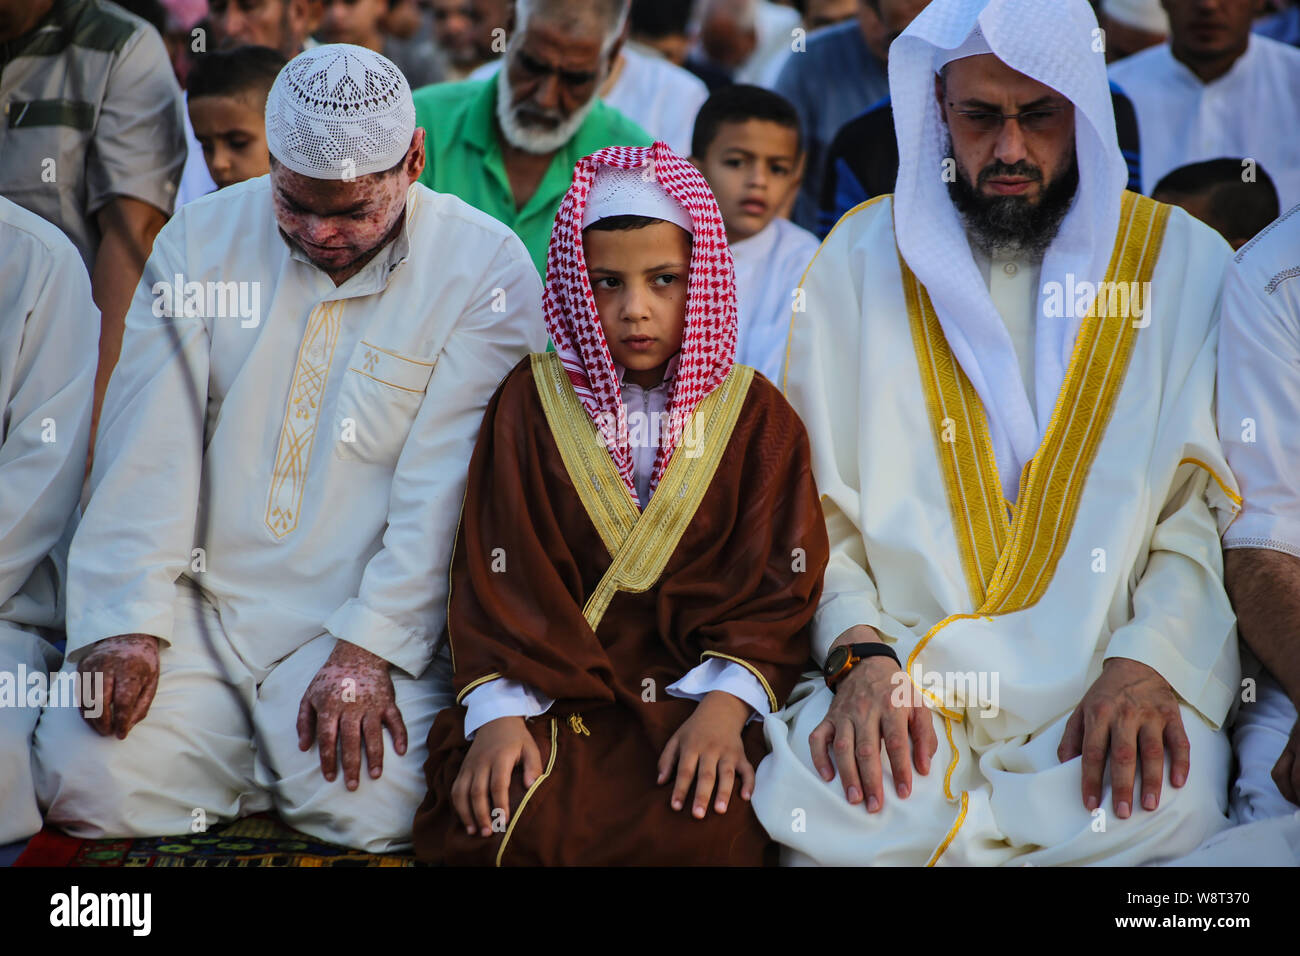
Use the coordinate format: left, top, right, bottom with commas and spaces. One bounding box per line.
14, 813, 421, 867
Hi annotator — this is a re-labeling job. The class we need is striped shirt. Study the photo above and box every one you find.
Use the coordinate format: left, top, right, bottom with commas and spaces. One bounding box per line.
0, 0, 185, 269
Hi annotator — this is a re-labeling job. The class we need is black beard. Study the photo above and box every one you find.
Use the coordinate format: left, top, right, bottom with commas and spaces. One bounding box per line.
946, 143, 1080, 261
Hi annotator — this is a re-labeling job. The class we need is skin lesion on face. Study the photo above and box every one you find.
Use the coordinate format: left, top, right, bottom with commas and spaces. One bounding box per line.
583, 221, 692, 390
269, 132, 424, 286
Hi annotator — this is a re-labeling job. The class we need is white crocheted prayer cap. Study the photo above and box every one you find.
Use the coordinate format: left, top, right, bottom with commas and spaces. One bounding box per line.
581, 165, 695, 235
1101, 0, 1169, 35
266, 43, 415, 180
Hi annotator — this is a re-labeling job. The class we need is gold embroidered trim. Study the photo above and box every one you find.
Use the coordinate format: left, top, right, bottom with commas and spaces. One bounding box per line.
455, 671, 503, 705
700, 650, 779, 712
360, 339, 435, 366
904, 192, 1172, 866
495, 717, 558, 867
1179, 456, 1243, 508
531, 352, 639, 555
580, 364, 755, 632
982, 194, 1169, 613
266, 301, 346, 538
346, 366, 426, 393
781, 194, 891, 395
904, 260, 1009, 608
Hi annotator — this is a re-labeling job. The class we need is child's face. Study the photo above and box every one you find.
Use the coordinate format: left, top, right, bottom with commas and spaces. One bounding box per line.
188, 93, 271, 191
693, 119, 802, 243
584, 220, 692, 390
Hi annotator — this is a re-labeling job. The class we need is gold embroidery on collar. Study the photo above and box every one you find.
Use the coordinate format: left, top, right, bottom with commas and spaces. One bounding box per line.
531, 352, 754, 633
901, 192, 1171, 867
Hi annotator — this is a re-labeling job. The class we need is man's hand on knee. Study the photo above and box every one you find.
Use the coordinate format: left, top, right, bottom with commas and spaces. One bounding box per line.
809, 626, 937, 813
1057, 656, 1189, 820
76, 634, 161, 739
1272, 715, 1300, 806
296, 640, 408, 791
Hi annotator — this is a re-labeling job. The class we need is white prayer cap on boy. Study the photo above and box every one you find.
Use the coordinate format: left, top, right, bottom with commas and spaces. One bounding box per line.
581, 165, 695, 235
265, 43, 416, 181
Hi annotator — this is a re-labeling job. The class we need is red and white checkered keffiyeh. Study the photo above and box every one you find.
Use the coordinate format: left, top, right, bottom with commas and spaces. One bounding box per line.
543, 141, 739, 507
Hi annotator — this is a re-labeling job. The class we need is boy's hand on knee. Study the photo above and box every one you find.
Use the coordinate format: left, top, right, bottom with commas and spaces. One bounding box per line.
657, 691, 754, 819
296, 640, 407, 791
451, 716, 542, 838
77, 634, 160, 740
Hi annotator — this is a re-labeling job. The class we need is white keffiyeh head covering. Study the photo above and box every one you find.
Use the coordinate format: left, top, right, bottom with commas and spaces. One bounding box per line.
889, 0, 1129, 495
266, 44, 416, 180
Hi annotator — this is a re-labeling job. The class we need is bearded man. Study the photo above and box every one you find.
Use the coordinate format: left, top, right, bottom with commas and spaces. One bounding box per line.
32, 44, 546, 851
413, 0, 651, 274
753, 0, 1242, 865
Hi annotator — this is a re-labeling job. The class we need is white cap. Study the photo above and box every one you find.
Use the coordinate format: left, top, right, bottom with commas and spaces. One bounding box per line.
1101, 0, 1169, 35
266, 43, 416, 181
935, 23, 993, 71
581, 165, 694, 235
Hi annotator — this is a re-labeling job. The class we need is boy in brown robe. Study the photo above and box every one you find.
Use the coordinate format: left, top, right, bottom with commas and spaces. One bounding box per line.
413, 142, 828, 865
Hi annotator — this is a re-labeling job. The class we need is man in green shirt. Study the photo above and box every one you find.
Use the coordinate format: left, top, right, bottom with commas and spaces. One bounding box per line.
413, 0, 651, 274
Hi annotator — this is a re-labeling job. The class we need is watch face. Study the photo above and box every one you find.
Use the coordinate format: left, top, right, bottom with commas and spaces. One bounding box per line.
825, 646, 849, 678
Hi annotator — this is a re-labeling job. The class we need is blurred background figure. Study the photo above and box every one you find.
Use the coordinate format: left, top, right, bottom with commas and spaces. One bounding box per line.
796, 0, 861, 30
1098, 0, 1169, 61
775, 0, 930, 230
1110, 0, 1300, 209
1255, 0, 1300, 46
383, 0, 445, 85
316, 0, 441, 85
691, 84, 818, 383
1152, 157, 1280, 249
0, 0, 186, 446
431, 0, 512, 81
208, 0, 312, 54
693, 0, 802, 86
187, 45, 289, 190
601, 11, 710, 154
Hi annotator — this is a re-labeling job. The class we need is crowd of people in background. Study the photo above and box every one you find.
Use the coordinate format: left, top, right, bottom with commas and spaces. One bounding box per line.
1, 0, 1299, 865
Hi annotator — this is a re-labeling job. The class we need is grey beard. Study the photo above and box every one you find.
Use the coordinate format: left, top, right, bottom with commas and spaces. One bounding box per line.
946, 141, 1080, 261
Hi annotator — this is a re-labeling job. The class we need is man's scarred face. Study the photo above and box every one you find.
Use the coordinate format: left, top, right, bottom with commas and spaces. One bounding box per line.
270, 148, 415, 281
938, 54, 1079, 258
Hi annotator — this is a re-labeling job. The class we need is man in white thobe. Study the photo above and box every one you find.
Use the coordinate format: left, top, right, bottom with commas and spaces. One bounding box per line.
1212, 204, 1300, 863
602, 43, 710, 157
31, 44, 546, 852
753, 0, 1241, 866
1109, 0, 1300, 209
0, 197, 97, 845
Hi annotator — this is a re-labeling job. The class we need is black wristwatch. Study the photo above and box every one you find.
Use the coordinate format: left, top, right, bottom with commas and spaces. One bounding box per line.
823, 642, 901, 692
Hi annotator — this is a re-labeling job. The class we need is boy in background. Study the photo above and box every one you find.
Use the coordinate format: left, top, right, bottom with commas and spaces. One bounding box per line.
413, 142, 828, 865
187, 46, 288, 191
1152, 158, 1281, 251
691, 86, 820, 384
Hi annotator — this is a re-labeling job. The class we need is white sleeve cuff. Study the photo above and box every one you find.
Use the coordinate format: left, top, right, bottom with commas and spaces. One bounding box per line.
666, 659, 769, 722
462, 678, 553, 740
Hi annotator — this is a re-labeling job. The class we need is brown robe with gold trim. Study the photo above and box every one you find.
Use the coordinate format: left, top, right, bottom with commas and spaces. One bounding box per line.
414, 356, 827, 865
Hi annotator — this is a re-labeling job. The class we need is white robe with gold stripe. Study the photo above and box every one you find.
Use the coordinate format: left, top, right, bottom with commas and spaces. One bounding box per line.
752, 193, 1243, 866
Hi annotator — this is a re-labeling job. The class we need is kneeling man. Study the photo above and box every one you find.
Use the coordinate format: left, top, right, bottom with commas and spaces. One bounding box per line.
32, 44, 546, 851
754, 0, 1241, 865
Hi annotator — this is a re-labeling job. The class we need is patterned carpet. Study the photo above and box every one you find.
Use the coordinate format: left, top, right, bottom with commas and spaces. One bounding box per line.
14, 814, 421, 867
